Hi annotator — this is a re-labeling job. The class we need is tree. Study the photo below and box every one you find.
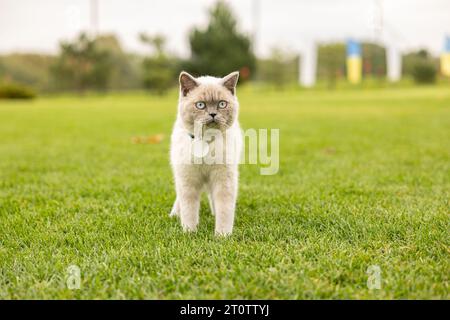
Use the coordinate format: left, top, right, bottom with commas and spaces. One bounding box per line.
317, 43, 346, 88
402, 49, 438, 84
185, 1, 255, 81
95, 34, 141, 90
256, 48, 298, 88
139, 33, 178, 94
362, 43, 386, 79
411, 60, 437, 84
51, 33, 113, 93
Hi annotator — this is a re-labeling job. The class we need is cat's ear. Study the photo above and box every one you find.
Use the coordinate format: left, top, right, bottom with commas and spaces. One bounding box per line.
222, 71, 239, 95
179, 71, 198, 97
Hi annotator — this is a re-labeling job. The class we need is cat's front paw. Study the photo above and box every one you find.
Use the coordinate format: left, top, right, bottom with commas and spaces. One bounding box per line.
169, 208, 179, 217
182, 223, 198, 233
215, 228, 232, 237
169, 200, 179, 217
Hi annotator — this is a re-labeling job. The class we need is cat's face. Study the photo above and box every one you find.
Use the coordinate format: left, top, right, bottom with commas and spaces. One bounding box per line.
178, 71, 239, 132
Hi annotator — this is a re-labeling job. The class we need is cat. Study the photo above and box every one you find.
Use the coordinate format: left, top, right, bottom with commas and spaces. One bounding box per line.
169, 71, 242, 236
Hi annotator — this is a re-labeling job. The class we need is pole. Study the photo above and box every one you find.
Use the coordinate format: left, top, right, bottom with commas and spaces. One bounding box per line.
252, 0, 260, 54
90, 0, 98, 37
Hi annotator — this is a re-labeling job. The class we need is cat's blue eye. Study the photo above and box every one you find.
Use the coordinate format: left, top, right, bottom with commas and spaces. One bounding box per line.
218, 100, 227, 109
195, 101, 206, 110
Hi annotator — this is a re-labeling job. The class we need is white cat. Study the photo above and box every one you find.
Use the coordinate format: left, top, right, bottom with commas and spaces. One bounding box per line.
170, 71, 242, 236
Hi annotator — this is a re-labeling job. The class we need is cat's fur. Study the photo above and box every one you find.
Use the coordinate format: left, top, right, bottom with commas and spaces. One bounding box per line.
170, 71, 242, 235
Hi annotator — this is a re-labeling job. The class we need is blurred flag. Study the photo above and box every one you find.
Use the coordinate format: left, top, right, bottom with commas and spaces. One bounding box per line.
441, 36, 450, 77
346, 40, 362, 84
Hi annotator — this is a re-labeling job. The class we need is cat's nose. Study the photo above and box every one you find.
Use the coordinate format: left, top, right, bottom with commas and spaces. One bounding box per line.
209, 113, 217, 118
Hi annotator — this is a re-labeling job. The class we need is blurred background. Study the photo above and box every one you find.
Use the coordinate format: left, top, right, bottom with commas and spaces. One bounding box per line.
0, 0, 449, 98
1, 1, 449, 300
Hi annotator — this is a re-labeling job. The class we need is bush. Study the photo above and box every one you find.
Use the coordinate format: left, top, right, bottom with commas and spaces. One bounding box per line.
0, 83, 36, 99
0, 54, 54, 91
317, 43, 346, 88
139, 34, 178, 94
51, 33, 113, 93
411, 60, 437, 84
256, 48, 298, 88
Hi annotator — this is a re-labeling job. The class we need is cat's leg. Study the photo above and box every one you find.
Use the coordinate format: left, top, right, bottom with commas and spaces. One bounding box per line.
169, 198, 179, 217
207, 191, 216, 216
179, 187, 201, 232
176, 166, 202, 232
211, 167, 238, 236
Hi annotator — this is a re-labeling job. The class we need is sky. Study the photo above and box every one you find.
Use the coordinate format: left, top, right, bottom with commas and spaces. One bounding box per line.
0, 0, 449, 57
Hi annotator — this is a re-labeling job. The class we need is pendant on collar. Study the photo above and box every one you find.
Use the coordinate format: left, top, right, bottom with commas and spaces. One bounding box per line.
191, 138, 209, 158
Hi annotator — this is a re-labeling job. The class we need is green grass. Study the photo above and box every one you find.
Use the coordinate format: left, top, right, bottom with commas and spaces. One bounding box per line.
0, 86, 449, 299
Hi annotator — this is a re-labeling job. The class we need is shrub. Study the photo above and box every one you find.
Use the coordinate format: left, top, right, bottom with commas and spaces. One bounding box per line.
139, 34, 178, 95
411, 60, 437, 84
51, 33, 113, 93
0, 83, 36, 99
257, 48, 298, 88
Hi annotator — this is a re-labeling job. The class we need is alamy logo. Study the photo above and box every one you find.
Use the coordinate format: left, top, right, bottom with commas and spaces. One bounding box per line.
66, 265, 81, 290
178, 122, 279, 175
242, 128, 279, 175
366, 265, 382, 290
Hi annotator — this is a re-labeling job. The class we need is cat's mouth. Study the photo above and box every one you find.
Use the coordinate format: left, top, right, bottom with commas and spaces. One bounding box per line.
200, 117, 226, 128
206, 120, 219, 128
204, 118, 218, 125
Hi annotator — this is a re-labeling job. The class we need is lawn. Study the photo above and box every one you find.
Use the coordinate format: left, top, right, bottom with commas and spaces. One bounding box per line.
0, 86, 449, 299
